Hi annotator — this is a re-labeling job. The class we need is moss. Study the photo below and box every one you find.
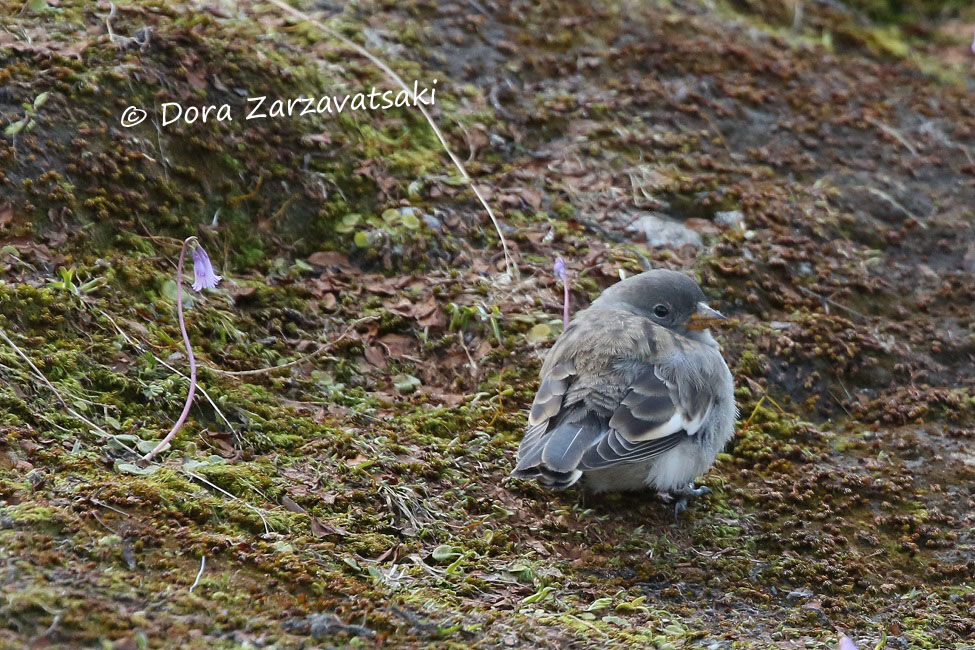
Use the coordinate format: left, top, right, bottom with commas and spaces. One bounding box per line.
1, 0, 974, 646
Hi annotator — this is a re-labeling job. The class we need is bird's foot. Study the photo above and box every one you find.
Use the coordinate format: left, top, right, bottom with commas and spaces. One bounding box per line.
671, 483, 712, 521
685, 483, 712, 498
673, 498, 688, 521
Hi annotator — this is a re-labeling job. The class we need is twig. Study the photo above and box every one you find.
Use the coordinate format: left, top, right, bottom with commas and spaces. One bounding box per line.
261, 0, 515, 279
143, 237, 197, 462
91, 510, 121, 535
91, 498, 132, 518
742, 377, 788, 416
739, 394, 767, 435
865, 116, 918, 156
189, 556, 206, 593
456, 331, 478, 378
796, 285, 868, 321
151, 113, 169, 180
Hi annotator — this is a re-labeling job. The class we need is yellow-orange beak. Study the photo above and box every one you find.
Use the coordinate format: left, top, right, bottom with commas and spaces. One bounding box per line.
687, 302, 728, 330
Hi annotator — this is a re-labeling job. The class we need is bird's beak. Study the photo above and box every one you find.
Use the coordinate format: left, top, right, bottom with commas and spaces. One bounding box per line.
687, 302, 728, 330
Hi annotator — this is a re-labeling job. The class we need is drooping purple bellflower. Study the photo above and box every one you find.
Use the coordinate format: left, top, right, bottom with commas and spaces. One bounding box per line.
191, 243, 223, 291
143, 237, 222, 463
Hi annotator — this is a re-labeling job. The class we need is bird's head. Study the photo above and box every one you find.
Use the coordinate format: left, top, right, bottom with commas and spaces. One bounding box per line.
593, 269, 728, 338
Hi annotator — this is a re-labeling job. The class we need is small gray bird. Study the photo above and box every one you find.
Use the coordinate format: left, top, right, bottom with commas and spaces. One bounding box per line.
512, 269, 736, 515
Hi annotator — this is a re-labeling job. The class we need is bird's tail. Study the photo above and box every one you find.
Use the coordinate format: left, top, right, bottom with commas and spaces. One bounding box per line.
511, 411, 603, 489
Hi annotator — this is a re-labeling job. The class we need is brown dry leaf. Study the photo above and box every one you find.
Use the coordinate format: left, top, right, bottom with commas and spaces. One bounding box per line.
61, 39, 91, 60
474, 338, 492, 360
417, 308, 445, 330
46, 229, 68, 248
311, 516, 349, 538
384, 298, 414, 318
685, 218, 720, 235
321, 293, 337, 310
466, 125, 489, 158
433, 392, 467, 407
307, 250, 352, 271
527, 541, 551, 556
226, 284, 256, 302
521, 188, 542, 210
364, 279, 397, 295
364, 345, 386, 367
378, 334, 414, 359
122, 320, 150, 339
281, 496, 306, 514
209, 433, 236, 455
499, 193, 521, 208
346, 455, 369, 467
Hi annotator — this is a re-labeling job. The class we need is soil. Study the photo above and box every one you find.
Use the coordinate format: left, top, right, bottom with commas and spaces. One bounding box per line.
0, 0, 973, 648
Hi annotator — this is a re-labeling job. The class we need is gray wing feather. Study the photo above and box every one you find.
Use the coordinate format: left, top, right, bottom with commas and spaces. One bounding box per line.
527, 361, 575, 426
578, 429, 686, 470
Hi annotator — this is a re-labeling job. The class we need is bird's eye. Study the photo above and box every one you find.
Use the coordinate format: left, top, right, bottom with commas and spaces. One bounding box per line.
653, 304, 669, 318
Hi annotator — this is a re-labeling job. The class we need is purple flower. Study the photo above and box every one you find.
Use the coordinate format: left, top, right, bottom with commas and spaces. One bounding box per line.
553, 257, 567, 284
838, 637, 858, 650
191, 243, 222, 291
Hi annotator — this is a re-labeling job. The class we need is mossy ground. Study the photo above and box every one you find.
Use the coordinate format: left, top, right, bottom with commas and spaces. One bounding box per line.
1, 0, 974, 648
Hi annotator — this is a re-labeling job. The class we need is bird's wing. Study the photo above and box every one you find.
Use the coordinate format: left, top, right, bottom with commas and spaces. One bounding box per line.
515, 314, 717, 480
577, 362, 712, 470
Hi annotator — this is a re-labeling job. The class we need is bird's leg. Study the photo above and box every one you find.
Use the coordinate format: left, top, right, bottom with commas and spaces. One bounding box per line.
671, 483, 712, 521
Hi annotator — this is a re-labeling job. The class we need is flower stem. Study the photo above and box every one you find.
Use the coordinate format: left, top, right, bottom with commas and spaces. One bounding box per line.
142, 236, 198, 462
562, 273, 570, 329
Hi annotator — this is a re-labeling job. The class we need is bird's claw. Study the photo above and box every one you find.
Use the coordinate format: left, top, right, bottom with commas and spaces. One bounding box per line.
673, 498, 688, 521
688, 484, 711, 498
671, 484, 712, 521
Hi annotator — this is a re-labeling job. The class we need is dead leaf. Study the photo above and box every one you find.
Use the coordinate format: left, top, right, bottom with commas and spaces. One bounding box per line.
415, 296, 446, 330
384, 298, 414, 318
311, 516, 349, 537
465, 124, 489, 158
378, 333, 414, 359
527, 541, 550, 556
521, 188, 542, 210
281, 496, 306, 514
228, 284, 257, 302
475, 338, 492, 359
346, 454, 369, 467
307, 250, 353, 272
364, 345, 386, 367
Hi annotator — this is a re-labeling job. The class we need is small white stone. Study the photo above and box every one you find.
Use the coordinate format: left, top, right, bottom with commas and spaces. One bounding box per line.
630, 212, 702, 249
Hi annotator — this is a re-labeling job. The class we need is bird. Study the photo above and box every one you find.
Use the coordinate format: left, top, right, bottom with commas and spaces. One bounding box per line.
512, 269, 737, 517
